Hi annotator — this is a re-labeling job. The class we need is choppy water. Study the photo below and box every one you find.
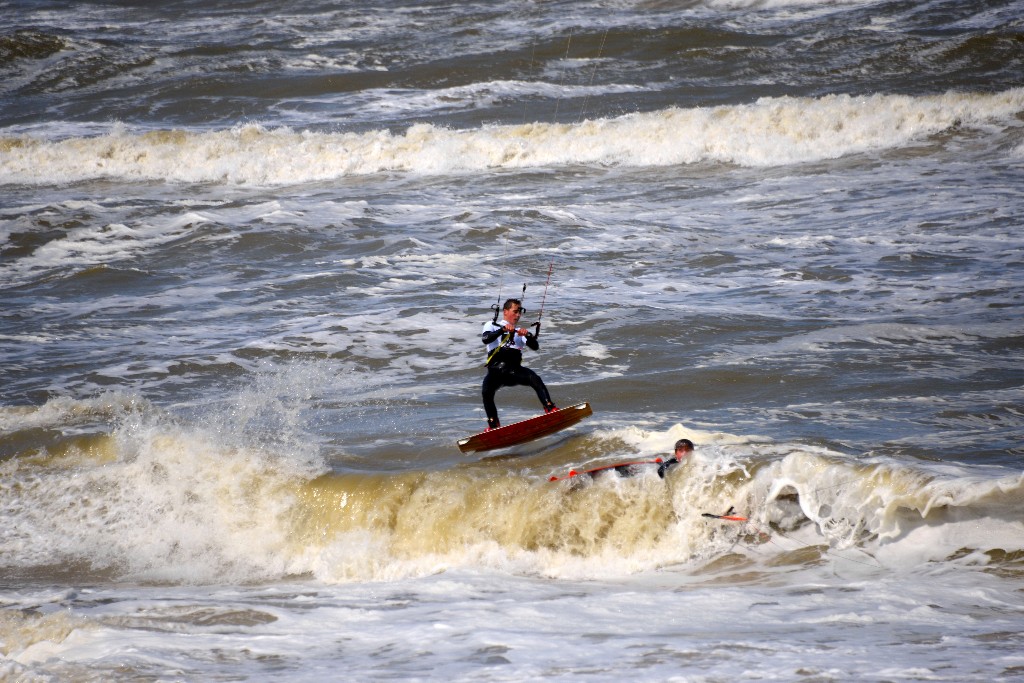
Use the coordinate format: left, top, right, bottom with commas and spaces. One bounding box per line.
2, 0, 1023, 681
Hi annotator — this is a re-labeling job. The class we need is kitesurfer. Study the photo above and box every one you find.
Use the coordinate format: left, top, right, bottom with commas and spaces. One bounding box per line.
481, 298, 557, 431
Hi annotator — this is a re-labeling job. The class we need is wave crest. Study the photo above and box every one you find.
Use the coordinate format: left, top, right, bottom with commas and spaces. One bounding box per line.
2, 404, 1021, 584
3, 88, 1022, 186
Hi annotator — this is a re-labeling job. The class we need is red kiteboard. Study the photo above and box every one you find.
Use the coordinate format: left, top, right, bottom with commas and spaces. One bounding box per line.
457, 402, 592, 454
548, 458, 665, 481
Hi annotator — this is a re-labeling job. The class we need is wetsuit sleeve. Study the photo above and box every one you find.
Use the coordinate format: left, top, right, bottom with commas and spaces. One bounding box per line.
525, 333, 539, 351
482, 327, 504, 344
657, 458, 678, 479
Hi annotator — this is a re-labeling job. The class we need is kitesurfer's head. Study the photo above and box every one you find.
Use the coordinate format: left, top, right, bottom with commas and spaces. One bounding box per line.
674, 439, 694, 459
502, 298, 524, 324
503, 298, 524, 313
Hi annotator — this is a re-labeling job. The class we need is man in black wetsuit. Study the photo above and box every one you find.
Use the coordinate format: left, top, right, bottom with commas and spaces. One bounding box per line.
656, 438, 694, 478
592, 438, 694, 479
481, 298, 557, 431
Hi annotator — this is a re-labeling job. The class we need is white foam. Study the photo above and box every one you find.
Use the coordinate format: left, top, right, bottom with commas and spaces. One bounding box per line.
3, 408, 1023, 683
3, 88, 1021, 185
0, 393, 147, 434
0, 206, 214, 287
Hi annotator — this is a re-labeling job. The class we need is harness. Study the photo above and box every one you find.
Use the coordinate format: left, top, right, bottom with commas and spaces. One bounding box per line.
485, 325, 518, 367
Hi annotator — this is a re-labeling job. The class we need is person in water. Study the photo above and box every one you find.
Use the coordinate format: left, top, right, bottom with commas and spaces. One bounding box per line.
656, 438, 694, 478
571, 438, 694, 481
481, 298, 557, 431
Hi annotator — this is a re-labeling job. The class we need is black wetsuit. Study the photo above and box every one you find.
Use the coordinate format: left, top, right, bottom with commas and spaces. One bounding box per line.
656, 457, 682, 478
594, 457, 681, 479
481, 322, 554, 429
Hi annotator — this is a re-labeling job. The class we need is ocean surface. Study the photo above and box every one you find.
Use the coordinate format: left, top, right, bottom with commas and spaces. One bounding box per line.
2, 0, 1024, 680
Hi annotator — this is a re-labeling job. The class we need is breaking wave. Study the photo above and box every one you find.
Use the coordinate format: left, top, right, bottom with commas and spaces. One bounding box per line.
1, 396, 1021, 585
2, 88, 1022, 186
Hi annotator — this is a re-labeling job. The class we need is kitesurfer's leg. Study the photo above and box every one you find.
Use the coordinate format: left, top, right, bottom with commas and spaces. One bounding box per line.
513, 367, 556, 413
481, 369, 503, 429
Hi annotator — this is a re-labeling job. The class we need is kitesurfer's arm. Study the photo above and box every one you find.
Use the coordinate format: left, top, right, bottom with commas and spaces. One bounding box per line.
657, 458, 678, 479
483, 321, 536, 345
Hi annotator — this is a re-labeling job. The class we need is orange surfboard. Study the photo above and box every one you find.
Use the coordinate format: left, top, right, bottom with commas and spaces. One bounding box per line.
457, 402, 593, 454
548, 458, 664, 481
